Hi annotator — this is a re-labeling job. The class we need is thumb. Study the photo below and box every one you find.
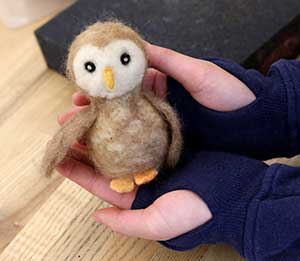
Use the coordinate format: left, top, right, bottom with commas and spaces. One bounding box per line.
93, 190, 212, 241
146, 43, 255, 111
92, 207, 162, 240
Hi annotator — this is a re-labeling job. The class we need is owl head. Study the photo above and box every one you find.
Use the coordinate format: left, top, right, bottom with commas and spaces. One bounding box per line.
66, 22, 147, 99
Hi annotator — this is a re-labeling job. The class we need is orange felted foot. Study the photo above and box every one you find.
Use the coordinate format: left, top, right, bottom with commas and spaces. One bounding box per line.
134, 169, 158, 185
110, 176, 135, 193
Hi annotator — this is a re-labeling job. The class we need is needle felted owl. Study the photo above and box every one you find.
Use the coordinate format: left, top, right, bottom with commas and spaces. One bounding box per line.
42, 21, 182, 193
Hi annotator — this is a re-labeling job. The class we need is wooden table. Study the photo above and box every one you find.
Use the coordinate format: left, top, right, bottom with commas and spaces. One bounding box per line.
0, 16, 298, 261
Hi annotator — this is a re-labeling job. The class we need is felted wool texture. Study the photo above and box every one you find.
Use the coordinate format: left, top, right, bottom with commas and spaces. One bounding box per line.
66, 21, 146, 82
72, 39, 146, 99
41, 101, 97, 176
42, 21, 182, 181
87, 90, 182, 178
142, 91, 182, 168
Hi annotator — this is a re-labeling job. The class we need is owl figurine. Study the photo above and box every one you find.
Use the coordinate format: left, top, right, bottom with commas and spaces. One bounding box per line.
42, 21, 182, 193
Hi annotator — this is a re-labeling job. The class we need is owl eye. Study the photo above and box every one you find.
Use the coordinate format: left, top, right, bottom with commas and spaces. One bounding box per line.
84, 61, 96, 73
120, 53, 131, 65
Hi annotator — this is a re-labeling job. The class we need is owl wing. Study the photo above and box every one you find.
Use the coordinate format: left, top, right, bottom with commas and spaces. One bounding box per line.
41, 102, 97, 176
142, 91, 182, 168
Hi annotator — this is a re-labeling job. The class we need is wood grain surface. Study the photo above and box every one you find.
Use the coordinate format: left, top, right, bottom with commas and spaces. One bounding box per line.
0, 15, 298, 261
0, 180, 243, 261
0, 17, 69, 252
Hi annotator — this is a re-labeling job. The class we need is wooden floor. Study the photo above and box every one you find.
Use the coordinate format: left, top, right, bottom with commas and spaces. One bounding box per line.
0, 16, 298, 261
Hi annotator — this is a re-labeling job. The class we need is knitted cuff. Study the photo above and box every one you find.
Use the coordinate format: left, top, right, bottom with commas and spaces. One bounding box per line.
132, 151, 268, 255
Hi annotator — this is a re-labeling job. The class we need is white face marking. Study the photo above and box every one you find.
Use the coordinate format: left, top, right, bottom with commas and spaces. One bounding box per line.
73, 40, 146, 99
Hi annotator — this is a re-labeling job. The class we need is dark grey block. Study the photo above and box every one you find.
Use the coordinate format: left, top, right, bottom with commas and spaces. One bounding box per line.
35, 0, 300, 75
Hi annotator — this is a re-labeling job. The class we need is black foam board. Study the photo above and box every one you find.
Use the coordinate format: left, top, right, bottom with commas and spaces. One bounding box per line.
35, 0, 300, 75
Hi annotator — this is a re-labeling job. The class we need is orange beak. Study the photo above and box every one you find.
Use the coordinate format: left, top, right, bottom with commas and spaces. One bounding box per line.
103, 67, 114, 91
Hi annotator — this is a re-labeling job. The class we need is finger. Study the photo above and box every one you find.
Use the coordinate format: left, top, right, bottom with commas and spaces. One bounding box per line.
93, 207, 151, 239
142, 68, 156, 92
93, 190, 212, 241
56, 158, 136, 209
57, 106, 87, 125
146, 42, 206, 89
71, 140, 87, 150
66, 147, 92, 166
146, 43, 255, 111
142, 68, 167, 98
152, 69, 167, 98
72, 91, 90, 106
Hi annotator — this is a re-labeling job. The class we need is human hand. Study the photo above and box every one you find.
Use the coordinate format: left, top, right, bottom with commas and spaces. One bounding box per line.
57, 153, 211, 241
143, 43, 294, 160
143, 42, 255, 111
57, 129, 266, 250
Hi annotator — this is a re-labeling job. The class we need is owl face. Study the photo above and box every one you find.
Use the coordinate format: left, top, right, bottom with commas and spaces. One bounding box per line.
72, 39, 147, 99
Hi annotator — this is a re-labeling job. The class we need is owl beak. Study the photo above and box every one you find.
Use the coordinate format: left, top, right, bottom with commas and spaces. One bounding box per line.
103, 67, 115, 91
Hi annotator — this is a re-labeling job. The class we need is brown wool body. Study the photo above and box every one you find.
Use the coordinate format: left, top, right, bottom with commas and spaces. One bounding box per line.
41, 21, 182, 193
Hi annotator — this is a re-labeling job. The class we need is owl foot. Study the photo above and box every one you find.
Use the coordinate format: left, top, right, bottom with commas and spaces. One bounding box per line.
134, 169, 158, 185
110, 176, 135, 193
110, 169, 158, 193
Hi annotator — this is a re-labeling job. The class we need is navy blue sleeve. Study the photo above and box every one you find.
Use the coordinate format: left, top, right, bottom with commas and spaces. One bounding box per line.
132, 151, 300, 260
167, 59, 300, 160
